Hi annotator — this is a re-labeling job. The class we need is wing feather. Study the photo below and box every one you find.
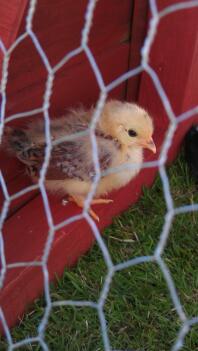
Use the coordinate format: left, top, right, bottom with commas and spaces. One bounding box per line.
22, 138, 114, 181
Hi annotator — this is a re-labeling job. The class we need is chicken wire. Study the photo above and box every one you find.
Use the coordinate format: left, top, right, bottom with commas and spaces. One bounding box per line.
0, 0, 198, 350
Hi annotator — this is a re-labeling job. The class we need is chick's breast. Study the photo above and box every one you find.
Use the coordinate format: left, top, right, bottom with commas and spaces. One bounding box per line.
96, 146, 143, 196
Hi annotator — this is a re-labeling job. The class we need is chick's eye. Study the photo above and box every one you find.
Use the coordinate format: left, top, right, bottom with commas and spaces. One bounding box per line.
128, 129, 137, 137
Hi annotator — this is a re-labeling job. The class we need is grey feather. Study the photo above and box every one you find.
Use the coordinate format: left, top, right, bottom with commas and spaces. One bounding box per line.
4, 119, 119, 182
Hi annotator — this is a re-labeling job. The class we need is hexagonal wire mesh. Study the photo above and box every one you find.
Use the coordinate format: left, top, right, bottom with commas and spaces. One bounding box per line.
0, 0, 198, 350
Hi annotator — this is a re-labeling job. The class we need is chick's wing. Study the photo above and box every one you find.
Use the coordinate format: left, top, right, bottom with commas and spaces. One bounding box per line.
19, 136, 114, 181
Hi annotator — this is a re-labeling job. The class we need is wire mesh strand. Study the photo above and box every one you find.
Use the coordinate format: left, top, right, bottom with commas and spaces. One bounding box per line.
0, 0, 198, 350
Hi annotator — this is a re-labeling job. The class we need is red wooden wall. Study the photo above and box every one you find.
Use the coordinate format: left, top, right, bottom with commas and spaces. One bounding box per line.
138, 1, 198, 163
0, 0, 198, 332
0, 0, 27, 74
0, 0, 134, 216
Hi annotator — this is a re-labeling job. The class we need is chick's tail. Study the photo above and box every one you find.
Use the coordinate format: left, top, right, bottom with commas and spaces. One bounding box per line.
1, 126, 30, 157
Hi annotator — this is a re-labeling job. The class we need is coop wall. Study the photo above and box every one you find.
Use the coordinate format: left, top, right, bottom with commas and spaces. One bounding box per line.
0, 0, 198, 332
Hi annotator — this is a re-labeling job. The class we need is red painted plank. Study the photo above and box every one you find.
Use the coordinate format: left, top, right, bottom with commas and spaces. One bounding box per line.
0, 0, 27, 48
0, 174, 37, 218
29, 0, 132, 66
138, 5, 198, 161
5, 43, 129, 117
156, 0, 185, 12
140, 6, 198, 116
5, 0, 132, 115
0, 0, 27, 76
127, 0, 149, 101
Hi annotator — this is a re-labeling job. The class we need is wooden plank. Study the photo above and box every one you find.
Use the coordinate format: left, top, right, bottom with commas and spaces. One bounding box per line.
6, 42, 130, 116
25, 0, 132, 66
5, 0, 132, 116
0, 0, 27, 76
138, 4, 198, 162
0, 174, 37, 218
156, 0, 184, 12
0, 0, 27, 48
127, 0, 149, 101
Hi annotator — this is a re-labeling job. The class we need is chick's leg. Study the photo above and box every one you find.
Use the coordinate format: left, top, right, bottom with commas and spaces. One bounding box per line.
68, 195, 99, 222
68, 195, 113, 222
90, 199, 113, 204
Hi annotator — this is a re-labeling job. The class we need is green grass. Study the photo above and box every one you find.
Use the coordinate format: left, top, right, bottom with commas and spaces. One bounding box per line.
1, 154, 198, 351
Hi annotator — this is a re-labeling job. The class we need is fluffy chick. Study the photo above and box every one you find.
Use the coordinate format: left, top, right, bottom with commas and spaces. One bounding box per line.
3, 100, 156, 221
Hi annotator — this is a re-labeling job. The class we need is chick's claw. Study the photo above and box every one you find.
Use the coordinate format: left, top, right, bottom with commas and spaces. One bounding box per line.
87, 208, 100, 222
68, 195, 113, 222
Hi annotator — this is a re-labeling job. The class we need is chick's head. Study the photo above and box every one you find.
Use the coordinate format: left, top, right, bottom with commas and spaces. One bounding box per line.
101, 100, 156, 153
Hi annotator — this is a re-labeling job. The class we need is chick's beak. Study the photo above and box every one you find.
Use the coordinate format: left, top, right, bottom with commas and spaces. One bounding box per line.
141, 137, 156, 154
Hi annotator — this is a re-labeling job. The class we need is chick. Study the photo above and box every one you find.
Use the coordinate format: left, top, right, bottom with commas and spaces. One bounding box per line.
3, 100, 156, 221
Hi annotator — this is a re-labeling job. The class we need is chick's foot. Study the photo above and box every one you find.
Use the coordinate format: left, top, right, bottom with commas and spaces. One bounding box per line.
90, 199, 113, 204
68, 195, 113, 222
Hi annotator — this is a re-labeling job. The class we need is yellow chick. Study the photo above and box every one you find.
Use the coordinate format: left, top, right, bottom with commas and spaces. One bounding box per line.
3, 100, 156, 221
